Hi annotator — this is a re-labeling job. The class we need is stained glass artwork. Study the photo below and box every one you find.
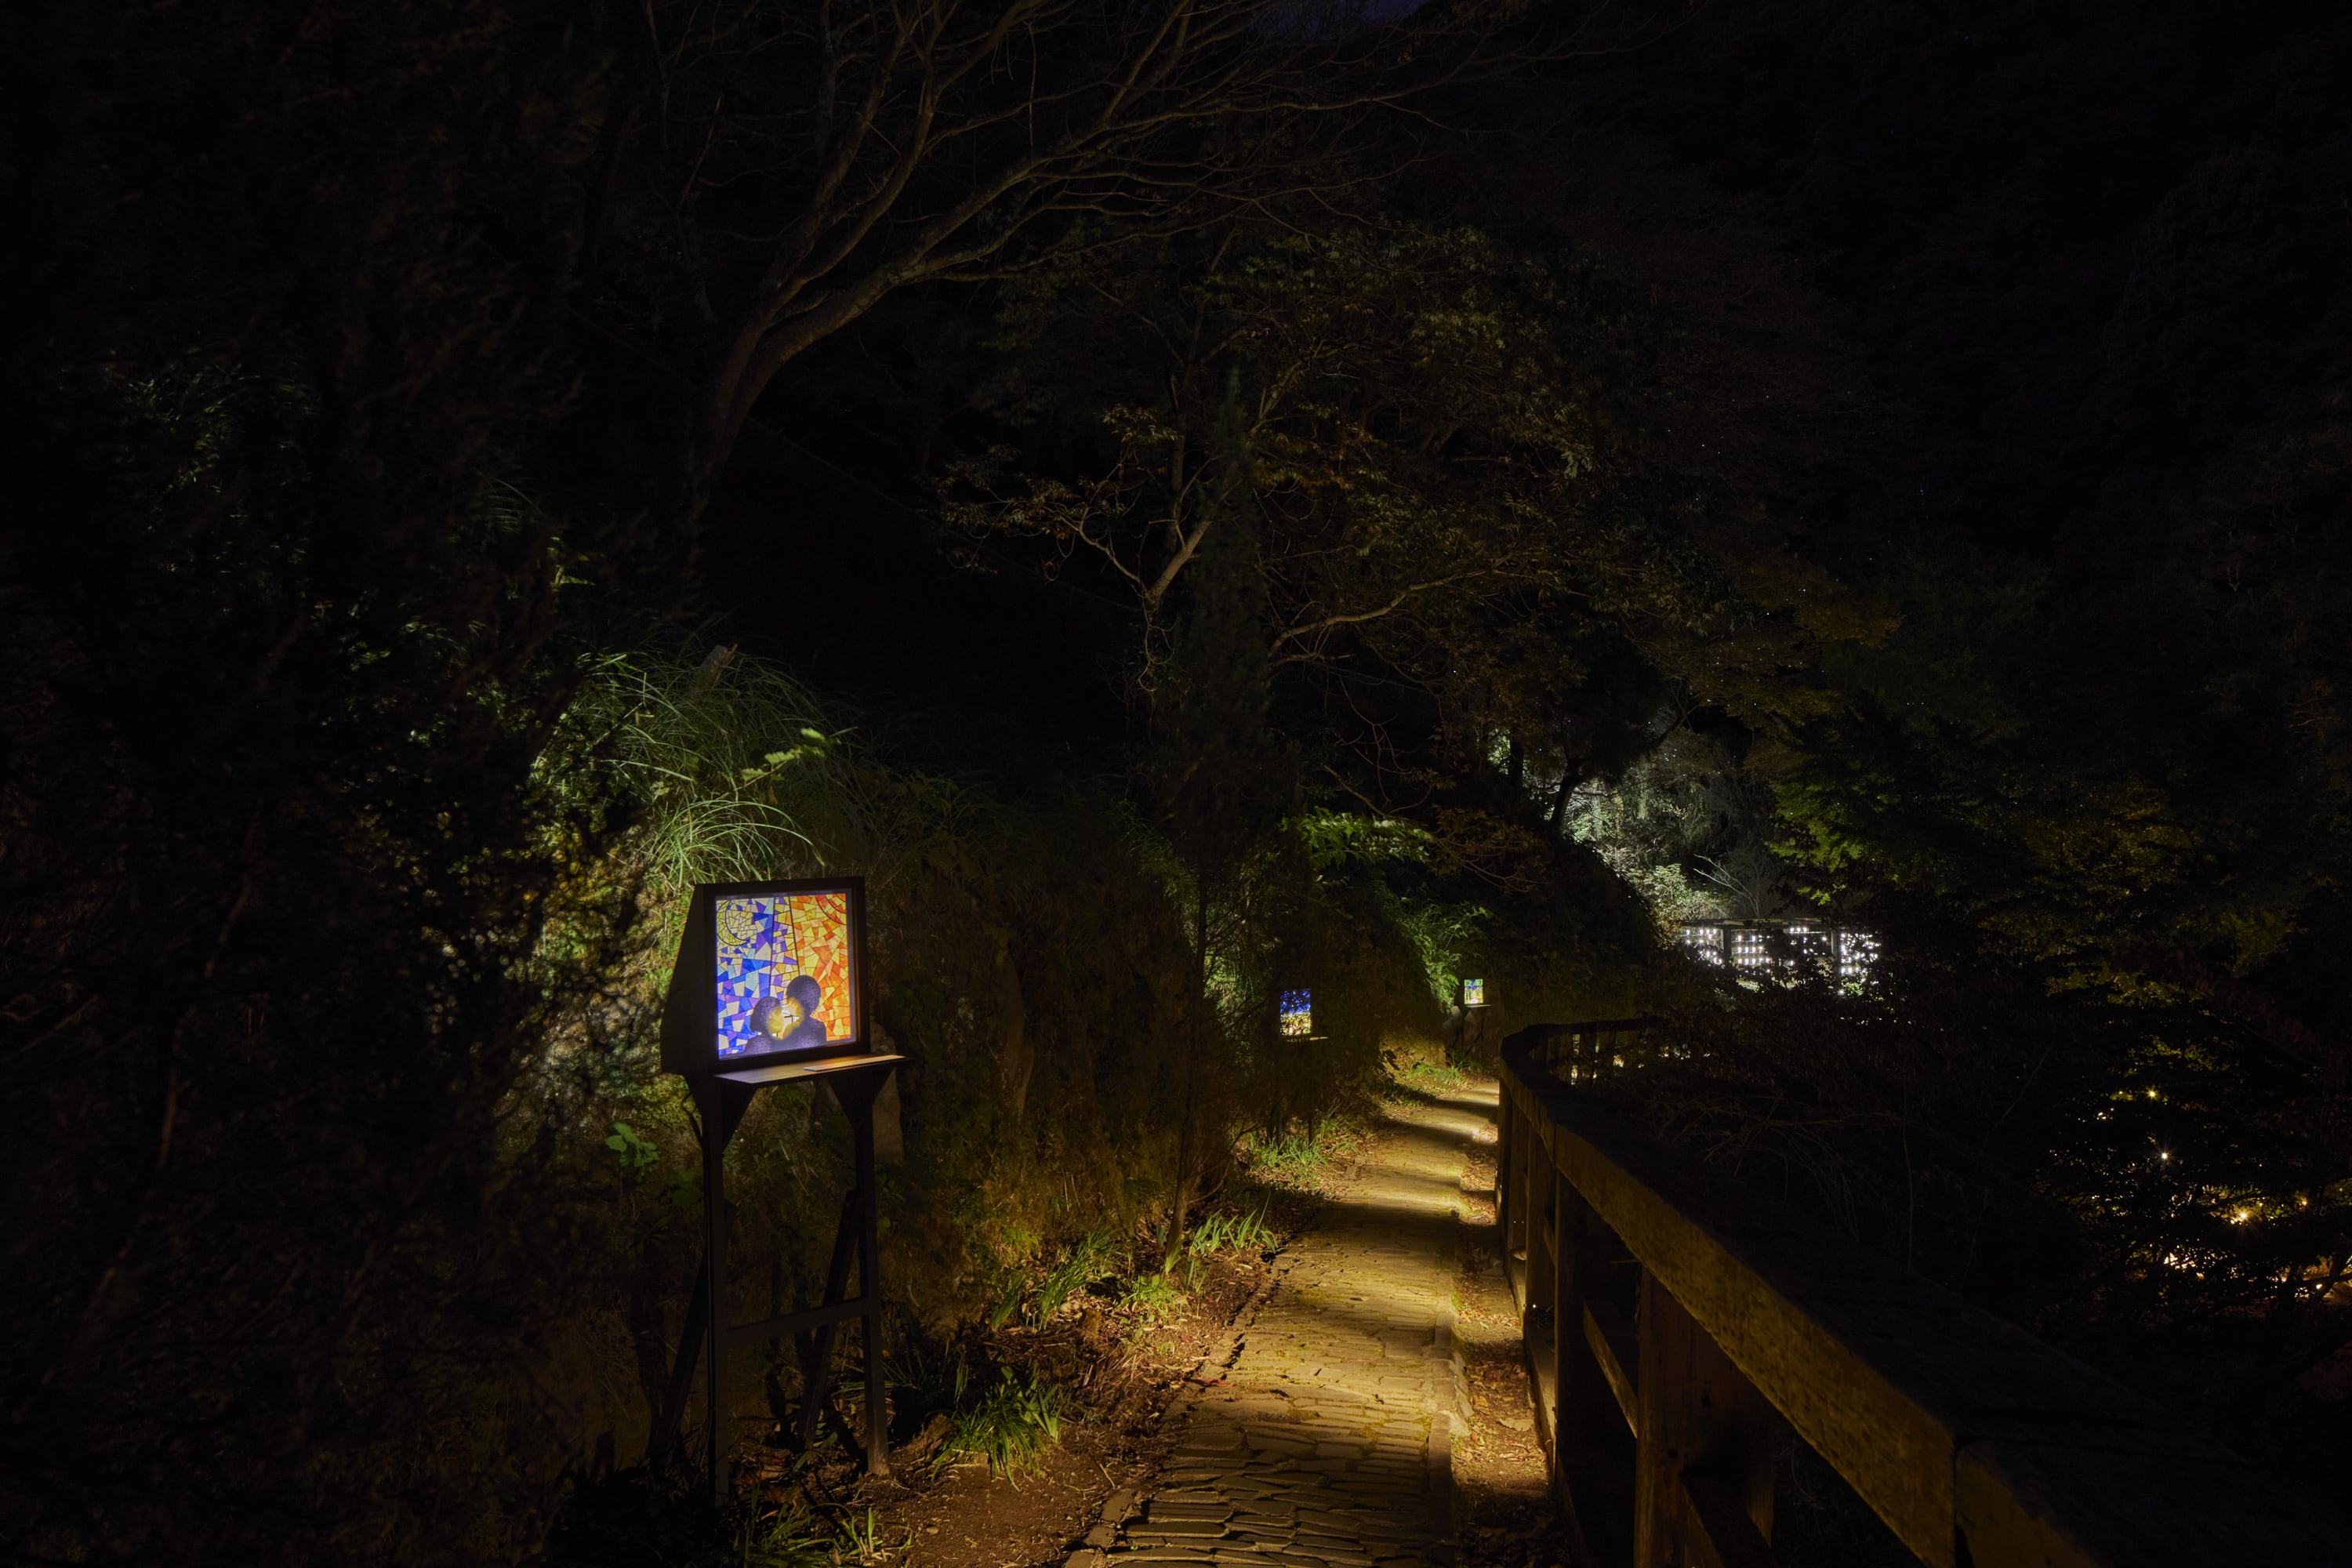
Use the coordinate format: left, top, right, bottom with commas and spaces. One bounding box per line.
1462, 978, 1486, 1007
714, 889, 855, 1058
1279, 989, 1312, 1039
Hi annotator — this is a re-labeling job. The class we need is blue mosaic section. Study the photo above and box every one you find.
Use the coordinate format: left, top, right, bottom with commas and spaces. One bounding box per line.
715, 895, 796, 1058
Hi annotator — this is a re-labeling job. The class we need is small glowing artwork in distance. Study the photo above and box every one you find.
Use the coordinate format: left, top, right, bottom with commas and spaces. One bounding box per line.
1462, 978, 1486, 1007
1279, 989, 1313, 1038
714, 889, 855, 1058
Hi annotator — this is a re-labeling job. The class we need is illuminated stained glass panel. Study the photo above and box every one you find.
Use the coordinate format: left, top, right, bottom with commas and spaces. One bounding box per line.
1462, 978, 1486, 1007
714, 889, 855, 1058
1279, 989, 1312, 1038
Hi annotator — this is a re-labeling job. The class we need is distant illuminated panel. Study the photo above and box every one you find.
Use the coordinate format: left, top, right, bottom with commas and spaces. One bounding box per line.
1673, 921, 1878, 987
1679, 924, 1725, 964
1279, 989, 1313, 1038
1835, 929, 1878, 976
715, 889, 856, 1059
1462, 978, 1486, 1007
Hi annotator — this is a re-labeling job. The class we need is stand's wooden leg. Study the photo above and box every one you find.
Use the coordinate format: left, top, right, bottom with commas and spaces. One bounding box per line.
855, 1092, 890, 1478
697, 1078, 734, 1506
799, 1185, 861, 1447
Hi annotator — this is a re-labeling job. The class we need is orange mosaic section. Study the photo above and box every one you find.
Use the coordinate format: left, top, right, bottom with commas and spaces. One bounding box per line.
783, 891, 854, 1040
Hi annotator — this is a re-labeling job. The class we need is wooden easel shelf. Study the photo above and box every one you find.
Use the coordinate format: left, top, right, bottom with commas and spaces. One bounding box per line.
715, 1052, 906, 1087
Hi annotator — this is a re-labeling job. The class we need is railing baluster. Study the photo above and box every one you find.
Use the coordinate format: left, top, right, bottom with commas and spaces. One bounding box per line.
1682, 1468, 1777, 1568
1581, 1300, 1640, 1438
1635, 1269, 1774, 1568
1550, 1171, 1638, 1568
1512, 1085, 1534, 1281
1497, 1087, 1517, 1303
1550, 1160, 1573, 1446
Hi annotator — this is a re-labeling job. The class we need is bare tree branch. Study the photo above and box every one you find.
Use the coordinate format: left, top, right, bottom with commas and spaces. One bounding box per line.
1269, 571, 1496, 665
599, 0, 1633, 506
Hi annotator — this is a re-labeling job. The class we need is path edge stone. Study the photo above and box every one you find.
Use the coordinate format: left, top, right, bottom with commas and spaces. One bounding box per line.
1423, 1224, 1468, 1566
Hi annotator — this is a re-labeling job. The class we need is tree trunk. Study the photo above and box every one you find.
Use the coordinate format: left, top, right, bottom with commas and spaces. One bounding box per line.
993, 960, 1033, 1119
1549, 767, 1576, 833
1169, 878, 1210, 1268
688, 270, 904, 508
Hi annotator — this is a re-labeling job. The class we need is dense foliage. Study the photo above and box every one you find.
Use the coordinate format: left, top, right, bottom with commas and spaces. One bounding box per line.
2, 1, 647, 1558
1436, 0, 2352, 1486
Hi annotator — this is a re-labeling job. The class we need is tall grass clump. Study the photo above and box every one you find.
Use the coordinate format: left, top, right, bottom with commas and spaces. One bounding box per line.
542, 646, 858, 901
714, 1498, 836, 1568
936, 1366, 1070, 1476
1188, 1204, 1276, 1256
1030, 1231, 1119, 1326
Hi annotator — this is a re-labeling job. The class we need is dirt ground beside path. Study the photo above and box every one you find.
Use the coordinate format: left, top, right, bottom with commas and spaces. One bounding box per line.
840, 1234, 1298, 1568
779, 1069, 1561, 1568
865, 1425, 1160, 1568
1449, 1134, 1566, 1568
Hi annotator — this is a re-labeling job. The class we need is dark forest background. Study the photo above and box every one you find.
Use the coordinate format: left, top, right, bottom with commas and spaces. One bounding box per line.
5, 0, 2348, 1562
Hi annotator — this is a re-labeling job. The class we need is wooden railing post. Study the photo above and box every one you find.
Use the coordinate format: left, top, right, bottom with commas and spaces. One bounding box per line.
1497, 1090, 1521, 1305
1552, 1176, 1637, 1568
1551, 1163, 1573, 1394
1635, 1269, 1773, 1568
1494, 1088, 1508, 1228
1508, 1091, 1534, 1301
1528, 1145, 1559, 1316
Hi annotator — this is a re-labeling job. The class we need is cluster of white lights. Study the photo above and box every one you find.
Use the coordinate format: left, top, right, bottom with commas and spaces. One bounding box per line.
1677, 921, 1876, 985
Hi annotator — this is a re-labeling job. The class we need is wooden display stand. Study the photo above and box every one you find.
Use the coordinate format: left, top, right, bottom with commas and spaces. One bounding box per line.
659, 877, 901, 1503
693, 1051, 902, 1501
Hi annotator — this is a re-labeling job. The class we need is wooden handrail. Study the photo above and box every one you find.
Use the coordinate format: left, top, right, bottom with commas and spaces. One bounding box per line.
1497, 1022, 2350, 1568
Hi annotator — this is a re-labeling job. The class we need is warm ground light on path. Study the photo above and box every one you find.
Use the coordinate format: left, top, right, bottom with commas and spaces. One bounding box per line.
1069, 1073, 1558, 1568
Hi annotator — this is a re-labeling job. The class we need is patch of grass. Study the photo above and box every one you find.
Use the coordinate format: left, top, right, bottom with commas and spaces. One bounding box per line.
1188, 1203, 1275, 1257
715, 1497, 833, 1568
1030, 1230, 1116, 1326
837, 1505, 911, 1565
1244, 1112, 1358, 1185
937, 1365, 1070, 1476
884, 1339, 972, 1423
1121, 1272, 1182, 1317
1396, 1058, 1470, 1094
985, 1275, 1025, 1331
1245, 1128, 1327, 1182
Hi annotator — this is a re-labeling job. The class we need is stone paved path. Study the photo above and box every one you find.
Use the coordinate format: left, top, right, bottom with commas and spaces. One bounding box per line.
1074, 1082, 1499, 1568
